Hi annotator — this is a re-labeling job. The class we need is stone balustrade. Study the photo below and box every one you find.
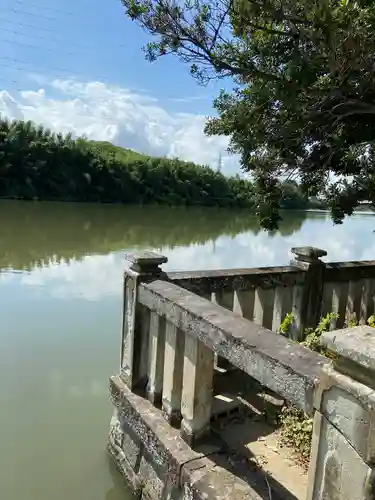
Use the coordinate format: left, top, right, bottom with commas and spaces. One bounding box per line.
109, 248, 375, 500
169, 247, 375, 336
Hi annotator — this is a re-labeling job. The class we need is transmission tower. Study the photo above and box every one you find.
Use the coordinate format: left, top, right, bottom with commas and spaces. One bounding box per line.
217, 152, 222, 173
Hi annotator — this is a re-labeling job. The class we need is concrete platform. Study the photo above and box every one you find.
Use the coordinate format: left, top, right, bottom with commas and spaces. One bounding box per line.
109, 375, 307, 500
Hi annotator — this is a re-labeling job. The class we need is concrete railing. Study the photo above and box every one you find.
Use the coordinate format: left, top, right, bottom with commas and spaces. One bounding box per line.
138, 278, 325, 443
322, 261, 375, 329
110, 250, 375, 500
169, 247, 375, 338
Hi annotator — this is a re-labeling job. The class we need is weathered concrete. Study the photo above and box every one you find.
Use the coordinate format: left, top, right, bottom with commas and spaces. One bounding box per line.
180, 334, 215, 445
120, 252, 167, 392
307, 411, 372, 500
168, 247, 375, 340
291, 246, 327, 264
110, 249, 375, 500
322, 325, 375, 375
109, 376, 289, 500
307, 325, 375, 500
138, 279, 326, 415
147, 312, 166, 406
162, 321, 185, 426
290, 247, 326, 336
168, 266, 306, 295
325, 260, 375, 283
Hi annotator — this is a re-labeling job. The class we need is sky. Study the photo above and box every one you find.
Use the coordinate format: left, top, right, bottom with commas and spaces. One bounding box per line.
0, 0, 240, 174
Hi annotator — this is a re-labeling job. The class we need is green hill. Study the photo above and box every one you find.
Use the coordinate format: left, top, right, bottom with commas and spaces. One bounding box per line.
0, 118, 320, 213
0, 117, 255, 208
85, 140, 151, 163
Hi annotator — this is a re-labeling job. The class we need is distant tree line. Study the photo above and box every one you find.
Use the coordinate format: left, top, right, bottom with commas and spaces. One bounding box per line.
0, 118, 323, 211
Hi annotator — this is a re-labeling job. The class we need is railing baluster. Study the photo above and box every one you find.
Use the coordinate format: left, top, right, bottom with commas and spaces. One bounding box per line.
233, 289, 255, 320
291, 285, 304, 340
162, 321, 185, 425
212, 290, 235, 370
181, 336, 215, 446
367, 278, 375, 319
359, 278, 371, 325
272, 286, 287, 332
345, 280, 361, 326
212, 290, 234, 311
330, 283, 340, 329
147, 311, 166, 406
334, 282, 348, 329
253, 287, 275, 330
253, 287, 265, 325
321, 282, 334, 318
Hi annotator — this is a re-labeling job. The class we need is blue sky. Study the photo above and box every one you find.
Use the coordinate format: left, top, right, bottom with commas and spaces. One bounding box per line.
1, 0, 219, 112
0, 0, 240, 172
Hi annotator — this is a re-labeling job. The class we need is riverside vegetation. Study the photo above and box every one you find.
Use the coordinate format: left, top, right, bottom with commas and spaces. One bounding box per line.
0, 118, 322, 211
276, 311, 375, 464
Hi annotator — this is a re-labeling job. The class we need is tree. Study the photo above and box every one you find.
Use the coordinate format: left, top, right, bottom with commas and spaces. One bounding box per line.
121, 0, 375, 228
280, 180, 308, 210
0, 117, 256, 208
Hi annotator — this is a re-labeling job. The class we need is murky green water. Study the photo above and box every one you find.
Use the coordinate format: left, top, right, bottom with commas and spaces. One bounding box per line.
1, 200, 375, 500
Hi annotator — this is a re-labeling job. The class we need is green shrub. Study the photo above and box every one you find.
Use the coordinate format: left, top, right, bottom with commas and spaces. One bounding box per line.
279, 407, 313, 462
278, 312, 375, 461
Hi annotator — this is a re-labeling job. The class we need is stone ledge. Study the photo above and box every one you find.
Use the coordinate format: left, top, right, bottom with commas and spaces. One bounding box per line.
110, 375, 217, 487
321, 326, 375, 374
168, 266, 305, 294
324, 261, 375, 282
109, 375, 288, 499
181, 456, 264, 500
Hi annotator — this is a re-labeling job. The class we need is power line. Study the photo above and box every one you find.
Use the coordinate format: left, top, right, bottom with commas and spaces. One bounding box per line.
0, 67, 157, 115
1, 36, 82, 58
0, 24, 127, 52
0, 26, 83, 48
0, 56, 114, 83
12, 0, 75, 16
8, 7, 61, 22
0, 17, 58, 34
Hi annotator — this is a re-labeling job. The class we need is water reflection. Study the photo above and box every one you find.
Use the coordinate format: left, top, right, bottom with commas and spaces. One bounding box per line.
1, 200, 375, 500
1, 201, 375, 303
0, 200, 309, 271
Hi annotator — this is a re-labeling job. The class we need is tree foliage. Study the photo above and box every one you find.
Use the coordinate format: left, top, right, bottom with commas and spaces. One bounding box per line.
0, 118, 314, 212
0, 117, 256, 208
122, 0, 375, 228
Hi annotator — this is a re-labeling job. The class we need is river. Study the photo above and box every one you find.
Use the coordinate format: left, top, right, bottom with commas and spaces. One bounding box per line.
1, 200, 375, 500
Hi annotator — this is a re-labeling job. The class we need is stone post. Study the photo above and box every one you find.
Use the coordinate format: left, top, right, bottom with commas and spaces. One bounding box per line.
290, 246, 327, 339
307, 325, 375, 500
180, 335, 215, 446
162, 321, 185, 426
120, 251, 167, 394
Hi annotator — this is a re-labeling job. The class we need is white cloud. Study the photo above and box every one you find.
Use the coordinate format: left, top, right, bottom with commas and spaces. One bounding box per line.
0, 78, 240, 175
